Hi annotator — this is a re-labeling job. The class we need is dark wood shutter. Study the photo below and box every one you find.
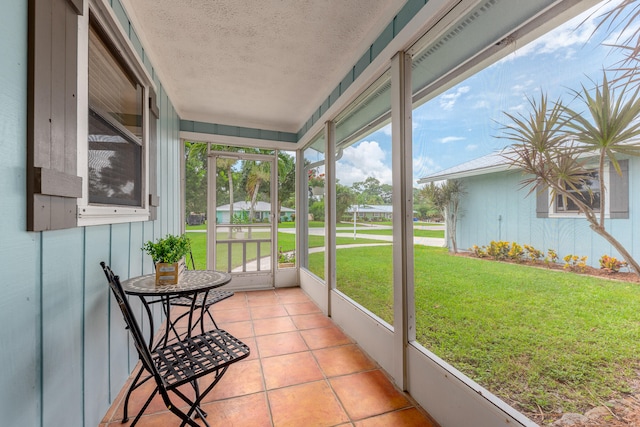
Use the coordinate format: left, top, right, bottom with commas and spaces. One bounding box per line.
148, 88, 160, 221
536, 184, 549, 218
27, 0, 84, 231
610, 159, 629, 219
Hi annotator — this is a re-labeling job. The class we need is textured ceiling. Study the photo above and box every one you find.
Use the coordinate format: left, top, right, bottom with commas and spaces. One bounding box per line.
120, 0, 407, 133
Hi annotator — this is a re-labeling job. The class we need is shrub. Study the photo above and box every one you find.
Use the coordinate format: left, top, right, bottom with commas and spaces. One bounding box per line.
599, 255, 628, 273
486, 240, 511, 260
563, 254, 588, 272
471, 245, 487, 257
508, 242, 524, 262
545, 249, 559, 266
523, 244, 543, 262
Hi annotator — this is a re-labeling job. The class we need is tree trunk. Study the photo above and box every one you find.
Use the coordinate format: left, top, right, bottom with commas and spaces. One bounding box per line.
228, 166, 234, 239
249, 180, 261, 239
552, 180, 640, 277
449, 211, 458, 253
589, 222, 640, 276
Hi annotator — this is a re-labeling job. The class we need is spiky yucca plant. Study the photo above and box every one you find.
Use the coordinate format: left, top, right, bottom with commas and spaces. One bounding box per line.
501, 74, 640, 276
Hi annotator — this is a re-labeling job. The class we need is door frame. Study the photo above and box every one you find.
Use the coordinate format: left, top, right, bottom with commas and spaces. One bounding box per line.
207, 150, 278, 290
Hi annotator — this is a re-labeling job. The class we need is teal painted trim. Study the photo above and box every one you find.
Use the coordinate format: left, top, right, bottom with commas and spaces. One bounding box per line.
321, 98, 330, 117
372, 22, 394, 60
296, 0, 429, 140
354, 49, 371, 81
340, 68, 355, 94
329, 86, 340, 108
130, 27, 143, 61
143, 53, 153, 77
180, 120, 297, 143
397, 0, 427, 35
112, 0, 129, 34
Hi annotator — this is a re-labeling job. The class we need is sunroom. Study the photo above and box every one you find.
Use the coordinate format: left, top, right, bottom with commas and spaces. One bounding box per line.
5, 0, 629, 426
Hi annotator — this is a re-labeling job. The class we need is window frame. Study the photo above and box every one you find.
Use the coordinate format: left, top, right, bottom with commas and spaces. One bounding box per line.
77, 0, 156, 226
549, 163, 610, 218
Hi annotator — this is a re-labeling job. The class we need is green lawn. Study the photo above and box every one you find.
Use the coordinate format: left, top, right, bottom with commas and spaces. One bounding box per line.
353, 228, 444, 238
186, 230, 387, 270
310, 245, 640, 417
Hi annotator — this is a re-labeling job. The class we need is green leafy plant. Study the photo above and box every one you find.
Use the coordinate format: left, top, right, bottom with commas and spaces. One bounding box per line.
471, 245, 487, 257
278, 248, 295, 264
523, 244, 543, 262
599, 255, 628, 273
563, 254, 588, 272
486, 240, 511, 260
142, 234, 191, 263
507, 242, 524, 262
545, 249, 559, 266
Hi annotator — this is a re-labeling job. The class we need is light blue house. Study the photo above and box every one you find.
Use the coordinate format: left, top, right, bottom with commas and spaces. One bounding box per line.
216, 201, 295, 223
419, 151, 638, 269
347, 204, 394, 221
1, 1, 611, 426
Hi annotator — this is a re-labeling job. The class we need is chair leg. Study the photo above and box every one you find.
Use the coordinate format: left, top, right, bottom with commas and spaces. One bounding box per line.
122, 365, 145, 422
129, 388, 159, 427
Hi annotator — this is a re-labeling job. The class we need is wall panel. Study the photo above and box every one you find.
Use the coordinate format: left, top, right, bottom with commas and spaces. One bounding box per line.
83, 225, 111, 426
41, 229, 84, 427
457, 159, 640, 269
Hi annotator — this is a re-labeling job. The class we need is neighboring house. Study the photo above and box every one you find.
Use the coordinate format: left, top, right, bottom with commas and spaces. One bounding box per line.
419, 151, 636, 268
347, 204, 393, 221
216, 201, 295, 223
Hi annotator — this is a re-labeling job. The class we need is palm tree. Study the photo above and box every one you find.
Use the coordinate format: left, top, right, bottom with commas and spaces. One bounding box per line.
217, 157, 237, 238
245, 161, 271, 223
422, 180, 465, 253
501, 76, 640, 275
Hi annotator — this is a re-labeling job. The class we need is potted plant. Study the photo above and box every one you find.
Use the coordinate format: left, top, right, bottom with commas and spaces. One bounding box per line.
142, 234, 191, 284
278, 248, 295, 268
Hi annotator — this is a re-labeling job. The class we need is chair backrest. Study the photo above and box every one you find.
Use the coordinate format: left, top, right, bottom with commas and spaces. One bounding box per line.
100, 262, 159, 380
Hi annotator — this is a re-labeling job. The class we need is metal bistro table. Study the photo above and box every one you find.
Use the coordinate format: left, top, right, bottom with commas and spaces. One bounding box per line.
121, 270, 232, 349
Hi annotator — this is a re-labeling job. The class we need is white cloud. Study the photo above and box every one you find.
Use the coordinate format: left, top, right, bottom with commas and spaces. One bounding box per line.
439, 85, 471, 111
380, 123, 392, 136
413, 155, 439, 186
472, 100, 490, 109
465, 144, 478, 151
337, 140, 392, 186
498, 2, 609, 64
439, 136, 465, 144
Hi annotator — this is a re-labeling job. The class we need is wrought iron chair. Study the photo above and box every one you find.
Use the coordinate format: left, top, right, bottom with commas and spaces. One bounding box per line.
169, 251, 234, 329
100, 262, 250, 427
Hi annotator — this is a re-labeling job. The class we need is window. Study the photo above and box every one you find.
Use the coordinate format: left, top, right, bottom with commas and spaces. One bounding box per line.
77, 3, 157, 226
27, 0, 156, 230
88, 24, 144, 207
554, 171, 600, 213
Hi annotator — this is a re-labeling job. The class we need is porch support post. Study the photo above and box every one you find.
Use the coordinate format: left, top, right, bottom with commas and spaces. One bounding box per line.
324, 120, 337, 315
391, 50, 415, 390
296, 146, 308, 276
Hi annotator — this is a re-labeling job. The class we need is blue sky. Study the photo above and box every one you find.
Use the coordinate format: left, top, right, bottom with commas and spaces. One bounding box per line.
335, 0, 634, 188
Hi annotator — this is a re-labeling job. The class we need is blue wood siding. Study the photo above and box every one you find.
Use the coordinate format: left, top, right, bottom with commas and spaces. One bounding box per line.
456, 161, 638, 268
0, 1, 182, 426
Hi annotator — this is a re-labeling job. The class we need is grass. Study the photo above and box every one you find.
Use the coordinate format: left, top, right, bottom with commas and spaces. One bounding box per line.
185, 230, 387, 270
353, 228, 444, 238
310, 245, 640, 417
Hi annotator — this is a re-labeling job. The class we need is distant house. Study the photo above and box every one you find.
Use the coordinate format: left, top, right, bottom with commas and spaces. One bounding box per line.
419, 151, 637, 268
347, 204, 393, 221
216, 201, 295, 223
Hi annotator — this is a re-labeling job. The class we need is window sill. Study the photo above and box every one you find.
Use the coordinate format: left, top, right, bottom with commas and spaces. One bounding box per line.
77, 205, 150, 226
548, 212, 607, 219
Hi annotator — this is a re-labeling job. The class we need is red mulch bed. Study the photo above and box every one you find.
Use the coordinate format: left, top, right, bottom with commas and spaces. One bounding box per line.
455, 251, 640, 284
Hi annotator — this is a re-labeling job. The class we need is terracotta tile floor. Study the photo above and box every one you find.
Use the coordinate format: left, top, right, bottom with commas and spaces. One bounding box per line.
101, 287, 438, 427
